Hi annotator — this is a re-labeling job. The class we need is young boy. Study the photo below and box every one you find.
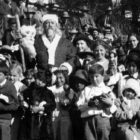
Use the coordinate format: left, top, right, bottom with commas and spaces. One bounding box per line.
0, 60, 18, 140
78, 64, 116, 140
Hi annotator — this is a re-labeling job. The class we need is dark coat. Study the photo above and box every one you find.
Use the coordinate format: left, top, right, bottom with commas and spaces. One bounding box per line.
21, 84, 56, 140
34, 35, 76, 70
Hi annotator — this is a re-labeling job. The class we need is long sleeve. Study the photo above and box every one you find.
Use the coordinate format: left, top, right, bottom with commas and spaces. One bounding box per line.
43, 89, 56, 114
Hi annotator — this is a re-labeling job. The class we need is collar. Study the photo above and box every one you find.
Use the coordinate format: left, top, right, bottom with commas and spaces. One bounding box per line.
92, 82, 105, 88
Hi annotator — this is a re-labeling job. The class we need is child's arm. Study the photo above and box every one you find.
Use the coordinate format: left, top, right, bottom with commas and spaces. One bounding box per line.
114, 107, 133, 121
0, 84, 18, 112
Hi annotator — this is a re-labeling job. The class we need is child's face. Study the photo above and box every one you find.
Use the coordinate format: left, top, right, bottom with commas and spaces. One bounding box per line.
94, 45, 106, 60
26, 76, 35, 86
56, 73, 66, 87
127, 62, 138, 75
10, 70, 19, 83
75, 80, 86, 92
89, 73, 103, 86
123, 91, 135, 100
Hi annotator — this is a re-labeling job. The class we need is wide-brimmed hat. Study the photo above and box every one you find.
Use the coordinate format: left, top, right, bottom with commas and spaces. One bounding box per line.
73, 33, 92, 47
73, 69, 89, 84
125, 49, 140, 68
123, 78, 140, 97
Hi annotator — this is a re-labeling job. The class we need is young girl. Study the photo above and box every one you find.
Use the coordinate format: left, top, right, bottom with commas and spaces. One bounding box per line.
78, 64, 116, 140
48, 69, 74, 140
112, 78, 140, 140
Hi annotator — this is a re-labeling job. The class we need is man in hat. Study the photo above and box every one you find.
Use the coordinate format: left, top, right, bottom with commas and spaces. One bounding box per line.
34, 14, 76, 74
60, 11, 72, 38
2, 18, 19, 45
79, 5, 96, 31
96, 6, 114, 33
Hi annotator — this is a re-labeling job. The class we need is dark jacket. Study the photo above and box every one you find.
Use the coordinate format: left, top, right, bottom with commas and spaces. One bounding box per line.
0, 80, 18, 120
23, 84, 56, 140
34, 35, 76, 69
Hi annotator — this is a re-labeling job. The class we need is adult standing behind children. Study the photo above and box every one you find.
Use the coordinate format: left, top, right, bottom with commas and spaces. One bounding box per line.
0, 60, 18, 140
34, 14, 76, 74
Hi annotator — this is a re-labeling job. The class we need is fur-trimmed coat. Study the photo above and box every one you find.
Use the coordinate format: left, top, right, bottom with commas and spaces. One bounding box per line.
34, 35, 76, 70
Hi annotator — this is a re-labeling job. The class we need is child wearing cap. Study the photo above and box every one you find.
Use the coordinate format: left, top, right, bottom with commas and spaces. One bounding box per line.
111, 78, 140, 140
78, 64, 116, 140
69, 69, 89, 140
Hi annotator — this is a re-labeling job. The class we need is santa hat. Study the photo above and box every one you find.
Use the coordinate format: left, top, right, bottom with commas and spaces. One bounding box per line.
123, 78, 140, 97
42, 14, 59, 24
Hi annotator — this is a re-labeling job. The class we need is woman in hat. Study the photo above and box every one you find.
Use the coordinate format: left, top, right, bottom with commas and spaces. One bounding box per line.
72, 34, 94, 72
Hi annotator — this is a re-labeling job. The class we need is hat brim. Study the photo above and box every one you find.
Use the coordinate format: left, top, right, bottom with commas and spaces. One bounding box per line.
73, 34, 92, 47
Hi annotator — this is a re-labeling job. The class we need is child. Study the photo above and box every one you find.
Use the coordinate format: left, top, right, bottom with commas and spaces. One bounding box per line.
107, 49, 122, 97
70, 69, 89, 140
22, 68, 35, 87
21, 69, 56, 140
78, 64, 115, 140
10, 61, 27, 95
0, 60, 18, 140
118, 50, 140, 97
112, 78, 140, 140
10, 61, 27, 140
48, 69, 74, 140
